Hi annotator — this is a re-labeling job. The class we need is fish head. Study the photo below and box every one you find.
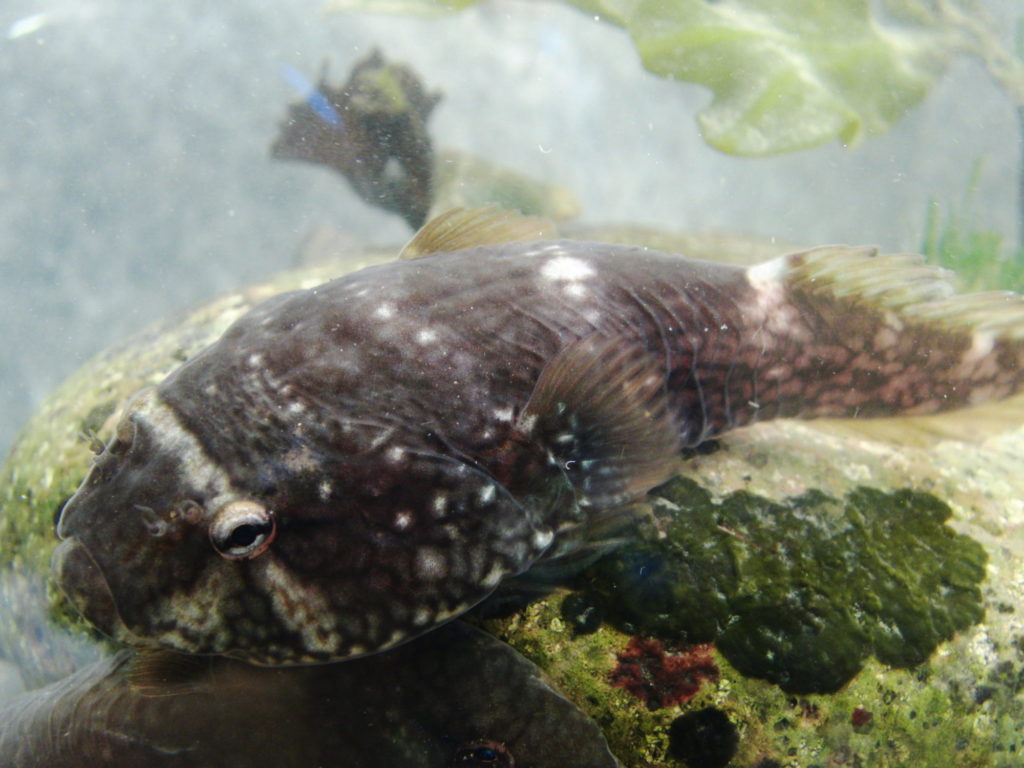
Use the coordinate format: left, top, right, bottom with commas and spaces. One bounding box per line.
53, 389, 552, 664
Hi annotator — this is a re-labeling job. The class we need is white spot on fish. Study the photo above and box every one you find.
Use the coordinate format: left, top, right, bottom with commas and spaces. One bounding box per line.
416, 328, 438, 345
873, 325, 899, 351
563, 282, 588, 298
533, 528, 554, 550
393, 510, 414, 531
247, 353, 264, 368
284, 445, 319, 473
374, 302, 396, 319
368, 427, 396, 450
318, 480, 332, 501
431, 493, 448, 518
478, 484, 496, 504
541, 256, 595, 282
387, 630, 406, 647
481, 564, 504, 588
963, 331, 996, 366
386, 446, 405, 463
415, 547, 447, 580
492, 406, 514, 422
746, 255, 788, 285
413, 608, 432, 627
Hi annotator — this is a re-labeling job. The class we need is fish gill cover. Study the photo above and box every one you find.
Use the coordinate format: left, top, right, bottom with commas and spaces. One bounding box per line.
577, 476, 987, 694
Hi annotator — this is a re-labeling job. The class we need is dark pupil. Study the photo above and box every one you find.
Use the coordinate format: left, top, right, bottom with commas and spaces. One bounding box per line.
454, 746, 506, 766
225, 522, 267, 550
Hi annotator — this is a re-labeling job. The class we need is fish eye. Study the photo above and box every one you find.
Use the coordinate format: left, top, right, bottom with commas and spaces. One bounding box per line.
452, 741, 513, 767
209, 501, 276, 560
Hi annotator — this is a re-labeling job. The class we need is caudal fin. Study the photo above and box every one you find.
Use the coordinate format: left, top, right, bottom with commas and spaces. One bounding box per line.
736, 245, 1024, 425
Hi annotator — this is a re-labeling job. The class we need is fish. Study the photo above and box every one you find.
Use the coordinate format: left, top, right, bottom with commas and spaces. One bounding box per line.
52, 207, 1024, 665
0, 621, 621, 767
278, 63, 344, 129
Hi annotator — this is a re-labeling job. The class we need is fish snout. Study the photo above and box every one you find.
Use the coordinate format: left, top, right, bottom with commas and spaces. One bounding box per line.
51, 538, 131, 642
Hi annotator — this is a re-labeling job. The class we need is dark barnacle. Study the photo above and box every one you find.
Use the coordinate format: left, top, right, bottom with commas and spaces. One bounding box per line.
666, 707, 739, 768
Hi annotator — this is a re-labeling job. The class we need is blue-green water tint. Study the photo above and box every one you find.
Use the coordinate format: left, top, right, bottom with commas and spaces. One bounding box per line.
1, 2, 1023, 767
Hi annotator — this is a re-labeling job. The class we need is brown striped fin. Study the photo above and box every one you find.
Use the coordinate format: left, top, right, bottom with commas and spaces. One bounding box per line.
745, 245, 1024, 438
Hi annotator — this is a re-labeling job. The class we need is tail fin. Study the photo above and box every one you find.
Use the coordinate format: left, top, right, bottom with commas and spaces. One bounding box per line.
731, 245, 1024, 430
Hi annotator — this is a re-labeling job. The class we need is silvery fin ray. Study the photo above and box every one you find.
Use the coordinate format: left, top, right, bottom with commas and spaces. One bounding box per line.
0, 621, 621, 768
52, 207, 1024, 665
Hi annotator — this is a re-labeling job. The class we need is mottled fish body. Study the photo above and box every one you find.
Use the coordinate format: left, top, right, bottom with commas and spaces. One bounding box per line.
54, 210, 1024, 664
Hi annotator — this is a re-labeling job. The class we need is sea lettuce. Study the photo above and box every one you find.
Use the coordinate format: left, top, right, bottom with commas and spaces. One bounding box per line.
625, 0, 951, 154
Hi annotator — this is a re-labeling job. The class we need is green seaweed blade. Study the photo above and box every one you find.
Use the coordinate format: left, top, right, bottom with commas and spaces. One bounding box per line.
627, 0, 951, 154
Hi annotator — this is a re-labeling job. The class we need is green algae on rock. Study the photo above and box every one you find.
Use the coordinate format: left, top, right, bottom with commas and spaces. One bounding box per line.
576, 478, 987, 694
480, 415, 1024, 768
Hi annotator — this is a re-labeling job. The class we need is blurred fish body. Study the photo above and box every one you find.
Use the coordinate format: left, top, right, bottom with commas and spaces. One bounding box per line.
53, 208, 1024, 665
0, 622, 620, 767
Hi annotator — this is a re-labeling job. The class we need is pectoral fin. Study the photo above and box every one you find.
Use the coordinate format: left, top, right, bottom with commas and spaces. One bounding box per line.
518, 335, 681, 509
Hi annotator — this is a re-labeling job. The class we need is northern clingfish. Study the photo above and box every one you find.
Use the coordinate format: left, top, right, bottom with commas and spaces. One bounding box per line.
53, 208, 1024, 665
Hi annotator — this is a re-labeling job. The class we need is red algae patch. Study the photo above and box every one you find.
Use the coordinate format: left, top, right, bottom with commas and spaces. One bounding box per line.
608, 636, 719, 711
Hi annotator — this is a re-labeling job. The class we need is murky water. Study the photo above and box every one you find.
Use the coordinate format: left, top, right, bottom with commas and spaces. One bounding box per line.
1, 2, 1022, 766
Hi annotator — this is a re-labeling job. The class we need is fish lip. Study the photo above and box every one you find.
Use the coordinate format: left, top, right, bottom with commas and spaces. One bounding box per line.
51, 537, 136, 644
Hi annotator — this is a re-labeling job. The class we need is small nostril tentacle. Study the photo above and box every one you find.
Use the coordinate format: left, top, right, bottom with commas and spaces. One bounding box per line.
134, 504, 169, 538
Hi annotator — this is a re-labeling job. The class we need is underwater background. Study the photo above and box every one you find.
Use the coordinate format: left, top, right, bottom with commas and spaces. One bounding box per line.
0, 0, 1020, 457
2, 2, 1024, 766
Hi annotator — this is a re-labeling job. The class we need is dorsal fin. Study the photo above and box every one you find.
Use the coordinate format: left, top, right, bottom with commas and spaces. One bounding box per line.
517, 334, 681, 510
753, 245, 1024, 338
399, 205, 556, 259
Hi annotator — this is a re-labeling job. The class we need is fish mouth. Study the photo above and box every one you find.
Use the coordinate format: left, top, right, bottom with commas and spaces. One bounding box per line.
51, 538, 135, 644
